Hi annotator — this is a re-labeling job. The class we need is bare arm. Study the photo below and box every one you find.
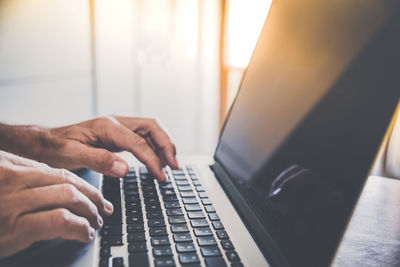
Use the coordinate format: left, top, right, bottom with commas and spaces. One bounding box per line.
0, 116, 178, 181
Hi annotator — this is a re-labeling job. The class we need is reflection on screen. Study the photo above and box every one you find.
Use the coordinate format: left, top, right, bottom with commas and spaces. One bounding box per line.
215, 0, 400, 266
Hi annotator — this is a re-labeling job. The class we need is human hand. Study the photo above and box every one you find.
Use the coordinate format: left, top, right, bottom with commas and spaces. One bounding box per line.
38, 116, 178, 181
0, 151, 113, 258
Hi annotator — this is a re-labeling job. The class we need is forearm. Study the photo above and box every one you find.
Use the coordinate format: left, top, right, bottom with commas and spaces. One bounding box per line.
0, 123, 47, 161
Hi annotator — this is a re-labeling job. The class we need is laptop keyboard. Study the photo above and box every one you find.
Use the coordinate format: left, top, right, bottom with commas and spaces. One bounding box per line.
99, 166, 243, 267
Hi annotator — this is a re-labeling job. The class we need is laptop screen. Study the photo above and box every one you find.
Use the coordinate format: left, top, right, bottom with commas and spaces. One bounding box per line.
215, 0, 400, 266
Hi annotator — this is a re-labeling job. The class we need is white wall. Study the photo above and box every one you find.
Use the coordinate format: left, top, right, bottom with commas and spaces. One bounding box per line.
95, 0, 220, 154
0, 0, 93, 126
0, 0, 220, 154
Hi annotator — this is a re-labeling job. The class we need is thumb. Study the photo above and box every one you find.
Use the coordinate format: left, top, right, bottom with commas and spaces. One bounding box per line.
79, 146, 129, 177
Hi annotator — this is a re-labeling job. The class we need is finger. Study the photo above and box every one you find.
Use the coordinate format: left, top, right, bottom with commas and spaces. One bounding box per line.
116, 117, 179, 169
22, 166, 113, 216
71, 144, 129, 178
145, 136, 167, 167
97, 121, 166, 181
17, 208, 95, 247
17, 184, 103, 229
0, 150, 45, 168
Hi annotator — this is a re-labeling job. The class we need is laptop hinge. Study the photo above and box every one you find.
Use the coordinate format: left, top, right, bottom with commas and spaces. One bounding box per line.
210, 162, 291, 267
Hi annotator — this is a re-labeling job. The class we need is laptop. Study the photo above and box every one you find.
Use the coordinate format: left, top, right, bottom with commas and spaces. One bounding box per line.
2, 0, 400, 266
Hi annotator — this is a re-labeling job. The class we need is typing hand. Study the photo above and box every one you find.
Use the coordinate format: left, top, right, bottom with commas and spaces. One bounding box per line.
39, 116, 178, 182
0, 150, 113, 258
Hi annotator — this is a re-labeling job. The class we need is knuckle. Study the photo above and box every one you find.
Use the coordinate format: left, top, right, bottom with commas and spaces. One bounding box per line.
81, 219, 92, 235
94, 151, 114, 170
58, 168, 77, 186
62, 184, 79, 203
130, 134, 146, 146
93, 116, 111, 129
92, 189, 104, 205
52, 208, 71, 232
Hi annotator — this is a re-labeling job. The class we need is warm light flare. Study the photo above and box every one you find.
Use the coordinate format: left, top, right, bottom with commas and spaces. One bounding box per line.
225, 0, 272, 68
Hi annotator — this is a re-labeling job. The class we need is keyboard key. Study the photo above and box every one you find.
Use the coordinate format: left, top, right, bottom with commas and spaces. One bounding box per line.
175, 180, 189, 186
163, 195, 178, 202
124, 183, 139, 190
182, 198, 198, 204
188, 211, 205, 219
159, 182, 173, 189
125, 190, 139, 196
101, 225, 122, 236
212, 221, 224, 230
204, 205, 215, 213
153, 246, 173, 257
177, 186, 192, 191
171, 224, 189, 233
165, 201, 180, 209
166, 208, 183, 216
202, 199, 212, 205
185, 204, 202, 211
126, 201, 141, 210
154, 257, 175, 267
112, 257, 124, 267
126, 216, 143, 224
148, 219, 165, 227
193, 180, 202, 186
125, 195, 141, 203
191, 219, 209, 228
205, 257, 228, 267
126, 209, 142, 217
221, 240, 234, 250
208, 213, 220, 221
199, 192, 208, 198
179, 253, 200, 264
146, 203, 162, 211
205, 206, 216, 213
101, 239, 111, 247
129, 253, 150, 267
151, 236, 171, 246
150, 227, 168, 236
105, 235, 123, 246
147, 211, 164, 219
231, 262, 244, 267
100, 246, 111, 257
142, 184, 155, 191
128, 232, 146, 243
176, 243, 196, 253
216, 230, 229, 240
180, 191, 196, 198
194, 227, 213, 237
201, 246, 222, 257
144, 196, 158, 203
195, 186, 205, 192
197, 236, 217, 246
173, 233, 193, 242
127, 223, 145, 233
161, 189, 176, 195
143, 191, 158, 198
168, 216, 186, 224
128, 242, 148, 252
226, 251, 240, 262
99, 257, 110, 267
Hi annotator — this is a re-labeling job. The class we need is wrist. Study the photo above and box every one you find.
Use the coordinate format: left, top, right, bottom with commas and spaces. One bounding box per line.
0, 124, 49, 162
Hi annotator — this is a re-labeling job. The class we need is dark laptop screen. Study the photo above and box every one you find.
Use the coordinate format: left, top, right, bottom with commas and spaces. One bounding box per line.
215, 0, 400, 266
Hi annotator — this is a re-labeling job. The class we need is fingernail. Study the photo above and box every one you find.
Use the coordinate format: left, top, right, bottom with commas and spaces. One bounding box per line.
104, 199, 114, 213
89, 228, 96, 241
110, 161, 127, 177
98, 216, 103, 228
160, 173, 167, 182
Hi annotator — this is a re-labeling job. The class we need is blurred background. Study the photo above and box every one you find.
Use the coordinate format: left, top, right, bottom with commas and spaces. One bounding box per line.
0, 0, 271, 154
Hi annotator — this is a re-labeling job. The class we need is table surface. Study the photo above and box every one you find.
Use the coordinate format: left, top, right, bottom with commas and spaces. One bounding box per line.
332, 175, 400, 266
